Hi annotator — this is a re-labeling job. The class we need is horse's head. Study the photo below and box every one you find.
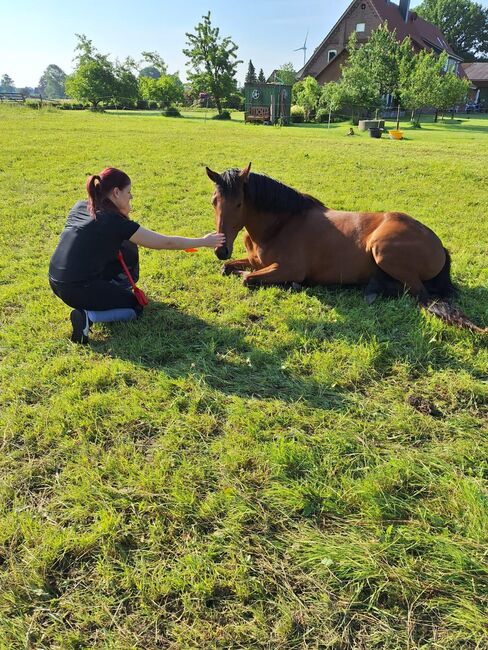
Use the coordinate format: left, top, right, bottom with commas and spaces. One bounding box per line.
206, 163, 251, 260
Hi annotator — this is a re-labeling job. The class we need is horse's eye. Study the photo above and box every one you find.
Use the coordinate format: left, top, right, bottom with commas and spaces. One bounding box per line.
236, 202, 242, 208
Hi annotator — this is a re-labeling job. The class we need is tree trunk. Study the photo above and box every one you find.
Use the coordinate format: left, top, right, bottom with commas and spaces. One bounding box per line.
215, 95, 222, 115
434, 109, 438, 123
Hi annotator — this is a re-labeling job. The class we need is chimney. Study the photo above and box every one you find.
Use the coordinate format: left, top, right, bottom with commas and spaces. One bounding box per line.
399, 0, 410, 22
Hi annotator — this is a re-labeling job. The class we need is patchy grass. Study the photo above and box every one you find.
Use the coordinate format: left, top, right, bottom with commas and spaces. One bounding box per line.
0, 104, 487, 649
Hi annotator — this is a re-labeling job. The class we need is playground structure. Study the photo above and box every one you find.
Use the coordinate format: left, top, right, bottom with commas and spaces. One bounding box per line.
244, 83, 292, 125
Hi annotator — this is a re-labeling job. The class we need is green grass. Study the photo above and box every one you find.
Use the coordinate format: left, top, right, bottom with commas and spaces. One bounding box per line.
0, 104, 487, 649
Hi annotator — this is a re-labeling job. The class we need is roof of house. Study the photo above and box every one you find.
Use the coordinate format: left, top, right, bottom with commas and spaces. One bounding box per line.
461, 62, 488, 82
301, 0, 460, 77
369, 0, 459, 57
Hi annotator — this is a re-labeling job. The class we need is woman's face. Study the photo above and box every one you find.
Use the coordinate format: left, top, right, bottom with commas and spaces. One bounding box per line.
110, 183, 132, 217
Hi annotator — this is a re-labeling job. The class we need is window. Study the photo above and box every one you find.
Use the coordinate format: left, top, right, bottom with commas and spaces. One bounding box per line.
356, 23, 366, 32
328, 50, 337, 63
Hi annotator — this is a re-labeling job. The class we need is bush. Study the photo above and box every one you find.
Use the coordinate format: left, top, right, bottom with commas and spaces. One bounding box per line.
136, 99, 148, 110
290, 105, 305, 123
212, 110, 232, 120
315, 108, 345, 124
224, 93, 244, 110
163, 106, 181, 117
58, 101, 85, 110
25, 99, 42, 109
315, 108, 329, 123
148, 101, 158, 110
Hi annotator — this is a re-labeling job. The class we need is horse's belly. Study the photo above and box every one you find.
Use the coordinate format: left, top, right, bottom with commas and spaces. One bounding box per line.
306, 248, 376, 285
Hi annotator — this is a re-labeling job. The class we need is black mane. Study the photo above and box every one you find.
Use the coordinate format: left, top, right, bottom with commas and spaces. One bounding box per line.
218, 169, 324, 215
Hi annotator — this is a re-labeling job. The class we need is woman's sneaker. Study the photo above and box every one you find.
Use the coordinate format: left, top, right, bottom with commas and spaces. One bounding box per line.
70, 309, 90, 344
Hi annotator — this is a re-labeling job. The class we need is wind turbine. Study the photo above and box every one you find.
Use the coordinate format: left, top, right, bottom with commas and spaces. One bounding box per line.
294, 30, 309, 67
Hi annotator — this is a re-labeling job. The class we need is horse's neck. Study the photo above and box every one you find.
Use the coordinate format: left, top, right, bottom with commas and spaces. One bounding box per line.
244, 208, 283, 243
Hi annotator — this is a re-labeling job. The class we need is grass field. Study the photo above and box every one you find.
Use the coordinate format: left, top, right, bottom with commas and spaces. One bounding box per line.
0, 105, 487, 649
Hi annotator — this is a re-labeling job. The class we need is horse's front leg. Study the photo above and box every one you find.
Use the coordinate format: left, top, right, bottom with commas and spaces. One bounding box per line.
243, 263, 304, 290
221, 258, 254, 276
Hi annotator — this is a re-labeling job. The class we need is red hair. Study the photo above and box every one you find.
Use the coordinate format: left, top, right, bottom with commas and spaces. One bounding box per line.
86, 167, 131, 217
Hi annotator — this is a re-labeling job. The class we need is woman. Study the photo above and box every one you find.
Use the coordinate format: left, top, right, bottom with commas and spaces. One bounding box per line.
49, 167, 225, 343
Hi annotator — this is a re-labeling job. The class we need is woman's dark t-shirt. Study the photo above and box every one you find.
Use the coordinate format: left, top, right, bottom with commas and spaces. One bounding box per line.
49, 201, 140, 283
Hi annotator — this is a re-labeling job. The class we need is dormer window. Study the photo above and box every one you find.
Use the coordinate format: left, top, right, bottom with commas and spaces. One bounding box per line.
328, 49, 337, 63
356, 23, 366, 32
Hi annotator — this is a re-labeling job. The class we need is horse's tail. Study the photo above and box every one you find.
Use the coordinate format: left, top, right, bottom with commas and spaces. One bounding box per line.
424, 248, 456, 300
421, 300, 487, 333
420, 249, 486, 332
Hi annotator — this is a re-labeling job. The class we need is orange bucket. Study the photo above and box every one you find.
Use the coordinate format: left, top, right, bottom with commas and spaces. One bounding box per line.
389, 130, 404, 140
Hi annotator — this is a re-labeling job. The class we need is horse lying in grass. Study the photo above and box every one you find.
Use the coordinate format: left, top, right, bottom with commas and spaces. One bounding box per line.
206, 163, 485, 333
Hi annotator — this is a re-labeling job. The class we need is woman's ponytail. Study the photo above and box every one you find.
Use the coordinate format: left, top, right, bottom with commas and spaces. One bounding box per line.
86, 174, 102, 217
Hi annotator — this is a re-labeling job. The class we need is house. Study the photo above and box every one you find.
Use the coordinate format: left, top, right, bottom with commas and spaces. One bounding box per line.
299, 0, 462, 84
461, 62, 488, 106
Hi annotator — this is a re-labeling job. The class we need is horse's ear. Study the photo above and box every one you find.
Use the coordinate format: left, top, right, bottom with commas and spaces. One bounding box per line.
239, 162, 252, 184
206, 166, 222, 185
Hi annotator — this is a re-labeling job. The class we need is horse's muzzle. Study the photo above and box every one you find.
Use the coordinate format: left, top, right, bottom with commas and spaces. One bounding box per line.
215, 245, 231, 260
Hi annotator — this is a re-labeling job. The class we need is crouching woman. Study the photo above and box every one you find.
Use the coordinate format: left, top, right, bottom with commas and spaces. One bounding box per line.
49, 167, 224, 343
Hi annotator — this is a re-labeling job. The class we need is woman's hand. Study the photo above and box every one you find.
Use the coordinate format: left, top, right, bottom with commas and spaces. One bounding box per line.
201, 232, 226, 248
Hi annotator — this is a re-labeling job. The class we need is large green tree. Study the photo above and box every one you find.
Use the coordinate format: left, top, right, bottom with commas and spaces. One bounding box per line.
65, 35, 139, 108
65, 35, 118, 108
416, 0, 488, 60
139, 73, 184, 107
183, 12, 241, 114
399, 49, 445, 124
38, 64, 67, 98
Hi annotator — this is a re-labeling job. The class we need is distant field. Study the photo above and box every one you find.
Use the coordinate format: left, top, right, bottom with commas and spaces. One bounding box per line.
0, 105, 487, 649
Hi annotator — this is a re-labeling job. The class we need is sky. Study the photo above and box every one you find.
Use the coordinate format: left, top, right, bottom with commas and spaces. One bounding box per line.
2, 0, 488, 88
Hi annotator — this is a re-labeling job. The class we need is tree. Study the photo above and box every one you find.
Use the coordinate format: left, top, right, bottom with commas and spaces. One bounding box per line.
434, 67, 470, 119
257, 68, 266, 83
416, 0, 488, 61
38, 64, 67, 98
245, 60, 257, 83
319, 81, 345, 127
183, 12, 242, 114
65, 34, 118, 108
293, 76, 321, 121
139, 73, 184, 107
0, 74, 15, 92
113, 58, 139, 105
275, 63, 298, 86
399, 49, 445, 125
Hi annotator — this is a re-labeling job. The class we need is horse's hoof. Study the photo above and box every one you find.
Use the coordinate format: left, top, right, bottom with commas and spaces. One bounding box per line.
365, 292, 378, 305
291, 282, 303, 292
221, 264, 231, 276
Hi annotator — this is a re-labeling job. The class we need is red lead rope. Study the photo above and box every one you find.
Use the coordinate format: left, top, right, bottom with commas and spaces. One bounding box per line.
117, 250, 149, 307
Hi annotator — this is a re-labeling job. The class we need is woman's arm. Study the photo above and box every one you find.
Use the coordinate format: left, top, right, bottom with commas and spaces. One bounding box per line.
129, 227, 225, 250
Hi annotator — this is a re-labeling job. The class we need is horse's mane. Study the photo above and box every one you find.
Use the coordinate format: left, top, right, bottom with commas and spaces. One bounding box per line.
218, 169, 325, 215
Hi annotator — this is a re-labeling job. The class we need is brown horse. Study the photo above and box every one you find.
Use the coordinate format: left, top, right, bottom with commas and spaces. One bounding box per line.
206, 163, 485, 332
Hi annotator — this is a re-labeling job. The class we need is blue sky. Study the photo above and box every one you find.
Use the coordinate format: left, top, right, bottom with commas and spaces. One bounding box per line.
2, 0, 487, 87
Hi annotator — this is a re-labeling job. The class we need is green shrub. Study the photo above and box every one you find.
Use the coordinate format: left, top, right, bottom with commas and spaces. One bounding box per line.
224, 93, 244, 110
25, 99, 42, 109
148, 100, 158, 110
212, 110, 231, 120
163, 106, 181, 117
291, 105, 305, 123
